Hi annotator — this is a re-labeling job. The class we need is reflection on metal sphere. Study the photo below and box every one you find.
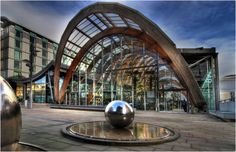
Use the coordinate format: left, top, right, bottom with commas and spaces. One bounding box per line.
0, 76, 22, 151
105, 100, 134, 128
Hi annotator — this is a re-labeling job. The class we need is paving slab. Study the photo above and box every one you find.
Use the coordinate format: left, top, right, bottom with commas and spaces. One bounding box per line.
19, 107, 235, 151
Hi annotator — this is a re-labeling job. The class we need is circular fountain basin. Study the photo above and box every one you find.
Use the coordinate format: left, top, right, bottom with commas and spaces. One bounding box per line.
62, 121, 179, 145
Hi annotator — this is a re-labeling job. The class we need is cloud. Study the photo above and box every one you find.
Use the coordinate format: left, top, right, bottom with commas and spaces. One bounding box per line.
1, 1, 79, 42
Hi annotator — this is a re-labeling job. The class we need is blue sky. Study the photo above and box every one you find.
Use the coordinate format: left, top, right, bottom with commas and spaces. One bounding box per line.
1, 1, 235, 77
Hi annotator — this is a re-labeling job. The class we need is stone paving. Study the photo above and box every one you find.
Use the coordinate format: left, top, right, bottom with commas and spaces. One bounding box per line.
20, 106, 235, 151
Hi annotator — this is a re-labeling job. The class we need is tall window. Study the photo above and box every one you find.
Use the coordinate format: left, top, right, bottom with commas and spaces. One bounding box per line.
30, 33, 36, 74
42, 39, 48, 67
53, 43, 58, 58
42, 41, 48, 57
14, 60, 21, 70
1, 36, 9, 49
15, 39, 21, 48
15, 27, 22, 49
14, 26, 22, 77
1, 60, 8, 70
14, 50, 21, 60
1, 70, 8, 78
15, 29, 21, 38
1, 49, 8, 60
42, 58, 47, 66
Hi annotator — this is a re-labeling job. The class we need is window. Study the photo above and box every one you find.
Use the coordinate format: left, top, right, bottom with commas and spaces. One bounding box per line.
1, 70, 8, 78
15, 39, 21, 48
14, 60, 21, 70
42, 41, 47, 49
14, 50, 21, 60
30, 36, 35, 53
42, 40, 48, 58
1, 49, 8, 59
1, 27, 9, 39
42, 50, 47, 57
15, 27, 22, 50
30, 36, 35, 44
15, 30, 21, 38
1, 60, 8, 70
13, 71, 21, 77
2, 38, 9, 49
42, 58, 47, 66
53, 44, 58, 57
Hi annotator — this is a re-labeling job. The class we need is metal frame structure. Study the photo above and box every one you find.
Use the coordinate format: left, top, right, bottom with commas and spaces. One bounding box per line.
54, 2, 206, 110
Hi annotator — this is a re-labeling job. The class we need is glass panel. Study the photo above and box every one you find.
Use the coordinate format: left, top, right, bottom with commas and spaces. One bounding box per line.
14, 60, 21, 70
96, 13, 112, 27
201, 60, 215, 111
14, 50, 21, 60
15, 39, 21, 48
42, 41, 47, 48
42, 58, 47, 66
15, 29, 22, 38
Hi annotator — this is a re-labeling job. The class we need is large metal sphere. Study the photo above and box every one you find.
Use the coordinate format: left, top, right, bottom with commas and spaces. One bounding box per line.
105, 100, 134, 128
0, 76, 22, 151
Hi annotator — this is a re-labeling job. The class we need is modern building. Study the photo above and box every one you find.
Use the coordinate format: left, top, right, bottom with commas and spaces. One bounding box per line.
0, 3, 220, 112
0, 16, 58, 103
53, 3, 219, 112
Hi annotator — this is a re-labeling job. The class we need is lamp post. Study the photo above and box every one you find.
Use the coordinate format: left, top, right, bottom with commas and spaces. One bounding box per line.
22, 49, 40, 109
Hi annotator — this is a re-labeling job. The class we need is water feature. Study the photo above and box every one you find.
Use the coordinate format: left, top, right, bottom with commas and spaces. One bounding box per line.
62, 100, 179, 145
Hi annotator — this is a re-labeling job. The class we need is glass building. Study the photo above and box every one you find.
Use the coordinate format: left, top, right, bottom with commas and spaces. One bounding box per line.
53, 3, 219, 112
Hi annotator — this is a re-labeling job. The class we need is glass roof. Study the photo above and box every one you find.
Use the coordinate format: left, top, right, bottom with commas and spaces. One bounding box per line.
61, 11, 182, 90
61, 12, 141, 66
75, 35, 159, 73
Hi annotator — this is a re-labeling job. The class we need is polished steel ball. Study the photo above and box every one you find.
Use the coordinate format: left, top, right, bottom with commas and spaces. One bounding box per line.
0, 76, 22, 151
105, 100, 134, 128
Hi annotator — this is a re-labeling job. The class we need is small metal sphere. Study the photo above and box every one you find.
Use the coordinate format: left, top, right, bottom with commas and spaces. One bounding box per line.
0, 76, 22, 150
105, 100, 134, 128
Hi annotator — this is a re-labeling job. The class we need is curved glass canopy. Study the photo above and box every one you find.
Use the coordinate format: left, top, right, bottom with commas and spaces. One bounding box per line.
54, 2, 206, 110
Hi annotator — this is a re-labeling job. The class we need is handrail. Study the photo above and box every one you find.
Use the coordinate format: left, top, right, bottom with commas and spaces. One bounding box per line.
219, 98, 235, 103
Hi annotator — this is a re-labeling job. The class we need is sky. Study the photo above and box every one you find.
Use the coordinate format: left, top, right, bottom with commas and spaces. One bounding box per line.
1, 0, 235, 78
